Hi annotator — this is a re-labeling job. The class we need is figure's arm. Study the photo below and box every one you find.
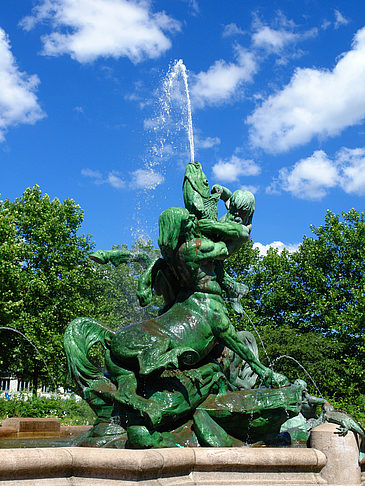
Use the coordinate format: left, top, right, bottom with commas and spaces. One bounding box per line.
216, 263, 248, 297
90, 249, 153, 268
198, 219, 248, 241
214, 317, 289, 387
137, 258, 161, 307
211, 184, 232, 203
185, 239, 230, 261
198, 219, 250, 255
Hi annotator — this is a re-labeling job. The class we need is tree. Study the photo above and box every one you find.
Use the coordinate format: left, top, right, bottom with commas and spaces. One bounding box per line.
226, 209, 365, 405
93, 240, 162, 330
0, 186, 103, 390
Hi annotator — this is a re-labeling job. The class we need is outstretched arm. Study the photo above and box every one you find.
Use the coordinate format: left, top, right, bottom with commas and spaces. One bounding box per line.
214, 317, 289, 387
137, 259, 158, 307
90, 249, 153, 268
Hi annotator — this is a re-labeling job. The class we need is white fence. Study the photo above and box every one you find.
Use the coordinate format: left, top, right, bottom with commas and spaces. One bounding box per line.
0, 376, 77, 399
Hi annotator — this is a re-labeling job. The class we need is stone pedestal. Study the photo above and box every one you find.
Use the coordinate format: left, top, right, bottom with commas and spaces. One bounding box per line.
310, 423, 361, 486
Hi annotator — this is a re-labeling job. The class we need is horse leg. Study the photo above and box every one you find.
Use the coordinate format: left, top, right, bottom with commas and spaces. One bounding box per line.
105, 350, 162, 427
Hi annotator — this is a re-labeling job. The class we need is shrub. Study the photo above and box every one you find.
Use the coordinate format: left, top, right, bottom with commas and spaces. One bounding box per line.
0, 394, 96, 425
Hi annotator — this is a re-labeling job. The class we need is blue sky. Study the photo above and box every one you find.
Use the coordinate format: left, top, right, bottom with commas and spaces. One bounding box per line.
0, 0, 364, 254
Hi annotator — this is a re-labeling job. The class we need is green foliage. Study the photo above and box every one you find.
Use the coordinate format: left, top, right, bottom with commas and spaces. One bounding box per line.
0, 186, 104, 389
331, 394, 365, 428
227, 209, 365, 405
0, 395, 96, 425
93, 240, 162, 330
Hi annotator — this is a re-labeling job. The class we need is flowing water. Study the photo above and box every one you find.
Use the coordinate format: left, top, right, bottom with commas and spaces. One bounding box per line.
162, 59, 195, 163
0, 437, 73, 449
0, 326, 58, 391
149, 59, 194, 165
131, 59, 195, 241
272, 355, 324, 399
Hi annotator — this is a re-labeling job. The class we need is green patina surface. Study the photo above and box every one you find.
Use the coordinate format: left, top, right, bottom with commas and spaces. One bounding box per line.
64, 161, 363, 449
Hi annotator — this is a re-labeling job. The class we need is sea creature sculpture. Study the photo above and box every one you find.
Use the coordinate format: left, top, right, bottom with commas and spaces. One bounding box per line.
323, 402, 365, 439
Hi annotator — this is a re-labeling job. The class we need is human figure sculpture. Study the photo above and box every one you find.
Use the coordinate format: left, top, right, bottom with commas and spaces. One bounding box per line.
64, 161, 323, 449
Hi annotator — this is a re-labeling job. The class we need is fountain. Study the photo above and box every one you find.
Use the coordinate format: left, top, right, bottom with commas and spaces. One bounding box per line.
0, 61, 363, 485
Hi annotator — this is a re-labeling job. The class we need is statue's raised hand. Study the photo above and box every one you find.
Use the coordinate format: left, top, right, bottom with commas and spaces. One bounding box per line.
211, 184, 224, 195
262, 368, 290, 388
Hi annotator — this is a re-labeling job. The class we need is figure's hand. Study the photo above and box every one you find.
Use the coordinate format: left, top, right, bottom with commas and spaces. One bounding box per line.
262, 369, 290, 387
185, 369, 204, 384
211, 184, 223, 195
89, 250, 108, 264
197, 219, 216, 232
230, 299, 244, 314
235, 282, 249, 299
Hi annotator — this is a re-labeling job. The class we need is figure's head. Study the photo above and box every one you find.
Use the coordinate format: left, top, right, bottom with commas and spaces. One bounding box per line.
158, 207, 196, 258
226, 190, 255, 225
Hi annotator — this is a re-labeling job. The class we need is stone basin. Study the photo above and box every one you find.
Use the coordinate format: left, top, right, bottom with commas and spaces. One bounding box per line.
0, 424, 362, 485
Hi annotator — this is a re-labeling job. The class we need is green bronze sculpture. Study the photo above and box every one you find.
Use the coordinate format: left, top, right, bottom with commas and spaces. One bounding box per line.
64, 161, 361, 449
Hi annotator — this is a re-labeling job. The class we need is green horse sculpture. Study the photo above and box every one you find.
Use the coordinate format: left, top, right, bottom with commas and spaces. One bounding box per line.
64, 161, 352, 449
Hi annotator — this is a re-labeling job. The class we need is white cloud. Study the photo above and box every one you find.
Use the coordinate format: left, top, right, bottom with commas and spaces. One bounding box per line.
267, 150, 338, 200
254, 241, 299, 256
143, 118, 155, 130
190, 47, 257, 108
107, 172, 126, 189
250, 13, 317, 58
212, 155, 260, 183
81, 168, 102, 179
252, 26, 299, 53
267, 147, 365, 200
81, 168, 163, 190
195, 135, 221, 149
21, 0, 180, 63
81, 168, 125, 188
248, 26, 365, 153
130, 169, 164, 189
185, 0, 199, 15
222, 23, 244, 38
0, 28, 45, 142
321, 19, 331, 31
337, 147, 365, 195
334, 9, 349, 29
240, 184, 259, 194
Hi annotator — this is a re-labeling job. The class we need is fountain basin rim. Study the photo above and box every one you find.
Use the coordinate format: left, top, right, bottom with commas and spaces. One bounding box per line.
0, 446, 326, 481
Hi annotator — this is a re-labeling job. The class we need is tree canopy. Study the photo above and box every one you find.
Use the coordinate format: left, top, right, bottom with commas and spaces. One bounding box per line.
0, 186, 103, 389
226, 208, 365, 413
